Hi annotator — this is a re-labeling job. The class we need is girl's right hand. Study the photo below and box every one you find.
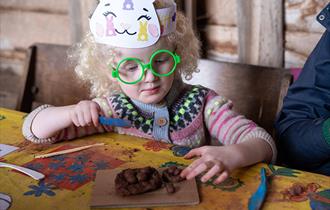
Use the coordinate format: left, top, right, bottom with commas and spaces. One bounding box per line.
69, 100, 101, 127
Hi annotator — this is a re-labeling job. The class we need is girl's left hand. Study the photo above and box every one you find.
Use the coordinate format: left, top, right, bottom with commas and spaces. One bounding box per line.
180, 145, 240, 184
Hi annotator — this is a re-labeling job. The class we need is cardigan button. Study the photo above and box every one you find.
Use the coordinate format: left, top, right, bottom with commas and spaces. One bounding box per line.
156, 117, 167, 126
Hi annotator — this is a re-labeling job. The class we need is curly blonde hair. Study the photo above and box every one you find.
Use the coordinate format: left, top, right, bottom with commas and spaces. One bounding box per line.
68, 1, 200, 98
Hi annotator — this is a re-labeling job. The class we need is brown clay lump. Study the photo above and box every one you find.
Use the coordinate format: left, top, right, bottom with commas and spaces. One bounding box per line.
115, 167, 162, 196
162, 165, 185, 183
115, 166, 186, 196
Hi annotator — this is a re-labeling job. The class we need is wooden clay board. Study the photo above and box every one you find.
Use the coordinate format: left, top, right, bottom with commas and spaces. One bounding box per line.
90, 169, 200, 208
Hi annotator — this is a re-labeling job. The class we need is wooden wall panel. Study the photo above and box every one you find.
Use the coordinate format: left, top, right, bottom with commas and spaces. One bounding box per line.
0, 0, 68, 13
285, 31, 324, 67
236, 0, 283, 67
286, 31, 324, 57
204, 25, 238, 62
0, 50, 26, 109
204, 0, 325, 68
285, 0, 327, 33
0, 1, 71, 109
0, 11, 71, 49
206, 0, 236, 26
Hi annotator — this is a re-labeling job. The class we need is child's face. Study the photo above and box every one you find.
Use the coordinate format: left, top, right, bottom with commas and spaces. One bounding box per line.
111, 38, 176, 104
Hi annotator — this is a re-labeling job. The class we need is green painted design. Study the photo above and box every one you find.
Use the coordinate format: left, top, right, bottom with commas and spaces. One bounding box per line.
132, 111, 138, 116
138, 117, 144, 122
184, 101, 190, 107
188, 93, 194, 98
202, 176, 244, 192
126, 104, 133, 109
174, 115, 180, 122
145, 119, 152, 125
0, 115, 5, 120
160, 161, 187, 168
268, 164, 301, 178
179, 108, 185, 115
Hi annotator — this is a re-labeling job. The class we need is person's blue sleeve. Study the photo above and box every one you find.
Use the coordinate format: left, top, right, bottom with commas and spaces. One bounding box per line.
275, 3, 330, 175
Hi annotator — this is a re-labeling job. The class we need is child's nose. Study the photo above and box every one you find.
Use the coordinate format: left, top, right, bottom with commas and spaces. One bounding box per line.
144, 69, 158, 82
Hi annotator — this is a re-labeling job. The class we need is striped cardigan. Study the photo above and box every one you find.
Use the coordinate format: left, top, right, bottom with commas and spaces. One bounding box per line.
22, 83, 277, 162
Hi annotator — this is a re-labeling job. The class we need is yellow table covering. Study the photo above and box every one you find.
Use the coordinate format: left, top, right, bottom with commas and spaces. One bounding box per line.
0, 107, 329, 210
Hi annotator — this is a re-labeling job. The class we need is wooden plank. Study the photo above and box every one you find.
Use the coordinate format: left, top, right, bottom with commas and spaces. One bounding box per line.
285, 50, 307, 68
285, 0, 327, 33
236, 0, 255, 64
68, 0, 83, 43
0, 50, 26, 109
206, 0, 236, 26
68, 0, 98, 43
0, 10, 71, 49
286, 31, 323, 57
203, 25, 238, 62
16, 48, 32, 111
236, 0, 284, 68
204, 25, 238, 53
184, 0, 197, 30
80, 0, 98, 35
90, 169, 199, 208
0, 0, 68, 14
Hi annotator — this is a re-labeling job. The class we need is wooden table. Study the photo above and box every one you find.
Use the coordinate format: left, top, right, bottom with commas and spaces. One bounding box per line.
0, 107, 329, 210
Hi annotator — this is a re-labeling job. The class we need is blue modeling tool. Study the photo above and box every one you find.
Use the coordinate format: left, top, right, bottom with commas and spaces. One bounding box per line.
98, 116, 132, 127
248, 167, 268, 210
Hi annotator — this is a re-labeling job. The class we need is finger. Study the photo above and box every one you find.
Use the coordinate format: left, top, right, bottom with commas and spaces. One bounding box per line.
180, 158, 204, 177
77, 110, 86, 126
201, 164, 221, 183
71, 112, 80, 127
94, 103, 102, 115
213, 170, 229, 184
183, 148, 202, 159
83, 107, 92, 126
186, 162, 208, 180
91, 107, 99, 127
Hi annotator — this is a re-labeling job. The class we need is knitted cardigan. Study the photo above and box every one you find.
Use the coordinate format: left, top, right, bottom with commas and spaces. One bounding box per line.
22, 83, 277, 162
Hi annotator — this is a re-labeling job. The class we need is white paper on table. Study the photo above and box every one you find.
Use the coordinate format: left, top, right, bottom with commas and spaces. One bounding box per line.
0, 144, 19, 157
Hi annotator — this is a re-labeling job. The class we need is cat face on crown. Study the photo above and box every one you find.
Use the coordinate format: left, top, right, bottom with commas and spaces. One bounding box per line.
90, 0, 161, 48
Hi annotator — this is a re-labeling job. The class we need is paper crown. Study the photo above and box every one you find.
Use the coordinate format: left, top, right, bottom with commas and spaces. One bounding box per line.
89, 0, 177, 48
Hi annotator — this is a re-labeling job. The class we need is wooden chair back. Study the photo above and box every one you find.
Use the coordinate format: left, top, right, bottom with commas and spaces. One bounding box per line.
18, 43, 90, 112
185, 59, 293, 135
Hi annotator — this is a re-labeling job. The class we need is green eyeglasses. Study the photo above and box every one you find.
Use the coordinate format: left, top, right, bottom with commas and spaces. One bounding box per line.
111, 49, 181, 84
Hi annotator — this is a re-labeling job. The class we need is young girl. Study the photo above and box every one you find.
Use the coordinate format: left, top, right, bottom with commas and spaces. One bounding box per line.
22, 0, 276, 184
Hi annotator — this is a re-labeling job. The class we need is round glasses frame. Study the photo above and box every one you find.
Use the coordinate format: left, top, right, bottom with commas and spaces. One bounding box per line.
111, 49, 181, 85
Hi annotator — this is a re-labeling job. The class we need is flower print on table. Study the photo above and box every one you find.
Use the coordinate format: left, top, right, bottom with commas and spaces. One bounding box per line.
22, 144, 125, 190
202, 176, 244, 192
268, 164, 301, 178
281, 183, 321, 202
24, 181, 56, 197
171, 145, 192, 157
143, 140, 171, 152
